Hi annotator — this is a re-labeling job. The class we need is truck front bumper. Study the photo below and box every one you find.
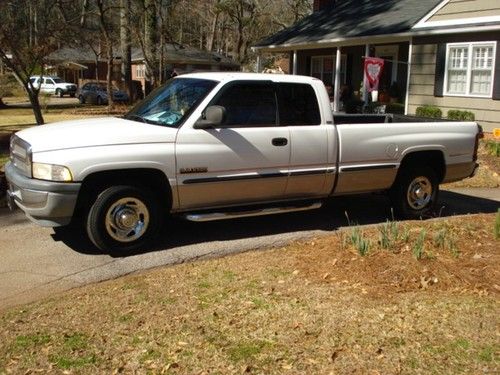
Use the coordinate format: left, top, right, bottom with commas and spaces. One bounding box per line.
5, 162, 81, 227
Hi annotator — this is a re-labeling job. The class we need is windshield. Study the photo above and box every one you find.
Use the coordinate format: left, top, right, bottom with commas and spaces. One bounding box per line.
125, 78, 218, 127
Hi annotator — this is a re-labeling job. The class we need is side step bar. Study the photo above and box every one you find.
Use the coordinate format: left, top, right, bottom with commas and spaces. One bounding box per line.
183, 202, 323, 222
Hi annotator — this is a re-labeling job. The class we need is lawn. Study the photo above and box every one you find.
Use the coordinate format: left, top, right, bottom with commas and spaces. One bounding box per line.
0, 213, 498, 374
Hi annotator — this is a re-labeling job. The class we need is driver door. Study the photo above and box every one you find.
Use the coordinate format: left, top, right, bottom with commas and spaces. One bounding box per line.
175, 81, 290, 210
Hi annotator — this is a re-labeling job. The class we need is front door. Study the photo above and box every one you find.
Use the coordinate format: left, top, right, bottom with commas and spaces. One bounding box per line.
175, 81, 290, 210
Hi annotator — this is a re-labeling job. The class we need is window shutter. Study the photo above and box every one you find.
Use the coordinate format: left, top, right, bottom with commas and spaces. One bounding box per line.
434, 43, 446, 97
492, 42, 500, 100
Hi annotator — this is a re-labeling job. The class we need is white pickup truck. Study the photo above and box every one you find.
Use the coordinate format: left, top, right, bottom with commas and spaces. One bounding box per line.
6, 73, 482, 252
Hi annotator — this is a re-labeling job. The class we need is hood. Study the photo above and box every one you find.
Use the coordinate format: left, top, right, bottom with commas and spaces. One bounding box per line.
17, 117, 178, 153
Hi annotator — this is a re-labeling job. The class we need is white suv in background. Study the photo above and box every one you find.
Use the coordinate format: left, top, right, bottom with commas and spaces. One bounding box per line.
29, 76, 77, 97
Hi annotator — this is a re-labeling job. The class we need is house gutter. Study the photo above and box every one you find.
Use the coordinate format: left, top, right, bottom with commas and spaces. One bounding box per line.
252, 24, 500, 53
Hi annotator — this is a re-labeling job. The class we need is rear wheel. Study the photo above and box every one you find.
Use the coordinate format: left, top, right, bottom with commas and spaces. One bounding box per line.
86, 185, 162, 253
96, 96, 103, 105
56, 89, 64, 98
390, 166, 439, 219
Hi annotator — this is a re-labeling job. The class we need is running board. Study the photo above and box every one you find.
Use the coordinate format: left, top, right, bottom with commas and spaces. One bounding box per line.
183, 202, 323, 222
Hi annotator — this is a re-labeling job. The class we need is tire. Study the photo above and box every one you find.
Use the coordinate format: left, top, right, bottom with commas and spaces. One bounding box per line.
96, 96, 103, 105
390, 166, 439, 219
56, 89, 63, 98
79, 95, 85, 104
70, 93, 75, 98
86, 185, 162, 253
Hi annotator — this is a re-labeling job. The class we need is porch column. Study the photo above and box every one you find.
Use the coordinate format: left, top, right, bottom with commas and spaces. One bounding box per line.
256, 54, 262, 73
364, 44, 370, 108
293, 50, 298, 75
333, 46, 342, 112
404, 37, 413, 115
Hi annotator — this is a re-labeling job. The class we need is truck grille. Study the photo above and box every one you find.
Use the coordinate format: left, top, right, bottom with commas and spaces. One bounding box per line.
10, 135, 32, 177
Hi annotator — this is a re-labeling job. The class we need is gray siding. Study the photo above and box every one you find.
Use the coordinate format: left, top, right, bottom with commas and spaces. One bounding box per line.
408, 37, 500, 131
429, 0, 500, 22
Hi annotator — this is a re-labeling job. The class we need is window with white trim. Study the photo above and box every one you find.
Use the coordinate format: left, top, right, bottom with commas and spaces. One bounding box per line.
136, 64, 146, 79
310, 55, 347, 86
445, 42, 496, 97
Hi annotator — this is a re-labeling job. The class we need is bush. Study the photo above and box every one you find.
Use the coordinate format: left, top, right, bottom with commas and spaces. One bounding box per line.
415, 105, 442, 119
486, 140, 500, 157
447, 110, 475, 121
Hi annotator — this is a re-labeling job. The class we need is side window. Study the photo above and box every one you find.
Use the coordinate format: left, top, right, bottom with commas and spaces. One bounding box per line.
277, 83, 321, 126
212, 82, 277, 127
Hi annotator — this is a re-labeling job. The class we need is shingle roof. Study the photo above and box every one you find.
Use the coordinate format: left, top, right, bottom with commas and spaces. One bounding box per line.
47, 44, 238, 67
255, 0, 443, 48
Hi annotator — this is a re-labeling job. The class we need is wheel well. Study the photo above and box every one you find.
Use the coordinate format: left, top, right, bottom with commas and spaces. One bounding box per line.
74, 169, 172, 219
397, 151, 445, 183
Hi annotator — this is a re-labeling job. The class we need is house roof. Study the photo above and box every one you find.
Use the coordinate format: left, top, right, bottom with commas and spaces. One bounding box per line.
130, 44, 238, 67
254, 0, 443, 49
47, 44, 239, 67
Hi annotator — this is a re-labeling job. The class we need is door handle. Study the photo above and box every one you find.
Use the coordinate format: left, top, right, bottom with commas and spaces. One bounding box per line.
272, 137, 288, 146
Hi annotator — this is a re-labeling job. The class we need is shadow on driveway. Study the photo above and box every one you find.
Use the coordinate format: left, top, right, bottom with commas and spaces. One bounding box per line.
50, 190, 500, 257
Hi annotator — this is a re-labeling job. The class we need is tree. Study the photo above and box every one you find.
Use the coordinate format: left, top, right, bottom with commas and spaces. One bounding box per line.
120, 0, 133, 101
0, 0, 64, 125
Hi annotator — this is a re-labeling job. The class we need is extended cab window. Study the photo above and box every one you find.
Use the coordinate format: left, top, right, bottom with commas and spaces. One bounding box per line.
213, 83, 277, 127
277, 83, 320, 126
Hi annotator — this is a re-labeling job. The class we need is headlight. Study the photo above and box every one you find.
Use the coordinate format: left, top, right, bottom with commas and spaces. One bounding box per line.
32, 162, 73, 182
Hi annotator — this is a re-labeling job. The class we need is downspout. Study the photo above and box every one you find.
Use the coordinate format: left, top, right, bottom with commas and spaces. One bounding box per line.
405, 37, 413, 115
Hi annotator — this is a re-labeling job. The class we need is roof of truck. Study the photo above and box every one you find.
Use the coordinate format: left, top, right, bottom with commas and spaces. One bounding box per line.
176, 72, 321, 84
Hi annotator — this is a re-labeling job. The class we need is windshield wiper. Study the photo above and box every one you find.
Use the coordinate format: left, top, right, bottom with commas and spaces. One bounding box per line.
125, 114, 147, 123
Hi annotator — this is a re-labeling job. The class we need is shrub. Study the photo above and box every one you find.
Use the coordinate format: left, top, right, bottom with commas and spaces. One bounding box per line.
415, 105, 442, 119
447, 110, 475, 121
485, 140, 499, 157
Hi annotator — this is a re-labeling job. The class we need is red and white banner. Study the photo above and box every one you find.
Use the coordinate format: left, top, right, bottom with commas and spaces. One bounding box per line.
364, 57, 384, 92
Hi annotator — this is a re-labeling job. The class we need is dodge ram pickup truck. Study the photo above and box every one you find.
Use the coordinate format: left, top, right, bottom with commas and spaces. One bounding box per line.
5, 73, 482, 252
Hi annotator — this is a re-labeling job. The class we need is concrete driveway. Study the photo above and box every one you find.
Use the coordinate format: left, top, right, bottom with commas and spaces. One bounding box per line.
0, 188, 499, 310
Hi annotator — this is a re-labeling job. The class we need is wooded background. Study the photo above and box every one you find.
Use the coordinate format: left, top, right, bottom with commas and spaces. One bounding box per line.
0, 0, 312, 123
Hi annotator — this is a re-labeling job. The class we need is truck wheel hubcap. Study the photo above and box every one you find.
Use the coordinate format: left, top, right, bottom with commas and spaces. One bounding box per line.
105, 197, 150, 242
407, 177, 432, 210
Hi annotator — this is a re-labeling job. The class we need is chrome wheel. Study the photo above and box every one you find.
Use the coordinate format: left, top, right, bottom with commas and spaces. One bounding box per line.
104, 197, 150, 243
406, 176, 432, 210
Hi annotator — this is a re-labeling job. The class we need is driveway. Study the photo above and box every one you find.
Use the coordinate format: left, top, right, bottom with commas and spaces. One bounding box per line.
0, 188, 499, 310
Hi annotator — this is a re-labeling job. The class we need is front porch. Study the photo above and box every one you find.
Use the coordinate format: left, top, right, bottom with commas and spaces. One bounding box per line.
256, 41, 410, 114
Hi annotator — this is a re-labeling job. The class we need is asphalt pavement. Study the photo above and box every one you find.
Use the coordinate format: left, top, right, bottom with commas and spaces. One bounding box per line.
0, 188, 499, 311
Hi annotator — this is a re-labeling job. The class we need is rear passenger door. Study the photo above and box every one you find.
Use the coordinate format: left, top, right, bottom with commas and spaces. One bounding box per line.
277, 83, 330, 198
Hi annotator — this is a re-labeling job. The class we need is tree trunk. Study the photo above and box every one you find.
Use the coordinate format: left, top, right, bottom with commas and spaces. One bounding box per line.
106, 45, 114, 108
120, 0, 132, 102
206, 11, 219, 52
144, 0, 158, 88
26, 88, 44, 125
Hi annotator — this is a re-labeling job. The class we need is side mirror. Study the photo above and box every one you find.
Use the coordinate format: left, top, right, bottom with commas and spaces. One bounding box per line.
194, 105, 226, 129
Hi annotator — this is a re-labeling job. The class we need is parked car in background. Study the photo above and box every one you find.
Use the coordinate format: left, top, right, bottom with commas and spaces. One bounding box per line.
29, 76, 77, 97
77, 82, 129, 105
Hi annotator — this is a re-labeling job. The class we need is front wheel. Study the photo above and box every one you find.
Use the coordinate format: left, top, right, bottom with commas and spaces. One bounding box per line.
86, 185, 162, 253
390, 166, 439, 219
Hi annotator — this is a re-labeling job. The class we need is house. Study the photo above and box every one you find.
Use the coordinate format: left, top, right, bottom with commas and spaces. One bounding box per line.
46, 43, 239, 93
253, 0, 500, 131
130, 44, 239, 93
